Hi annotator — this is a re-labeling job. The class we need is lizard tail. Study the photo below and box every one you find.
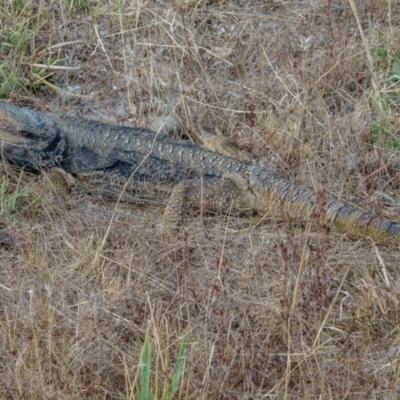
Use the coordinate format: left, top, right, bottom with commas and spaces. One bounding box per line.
250, 169, 400, 245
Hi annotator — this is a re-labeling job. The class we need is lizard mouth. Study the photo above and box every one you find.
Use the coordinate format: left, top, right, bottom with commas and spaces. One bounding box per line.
0, 106, 46, 147
0, 128, 50, 152
0, 130, 32, 147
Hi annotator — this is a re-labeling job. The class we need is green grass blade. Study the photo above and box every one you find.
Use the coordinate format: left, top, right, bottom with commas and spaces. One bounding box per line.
141, 335, 151, 400
170, 329, 190, 398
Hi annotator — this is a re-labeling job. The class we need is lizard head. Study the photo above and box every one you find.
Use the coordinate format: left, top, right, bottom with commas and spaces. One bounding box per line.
0, 103, 67, 170
0, 103, 57, 151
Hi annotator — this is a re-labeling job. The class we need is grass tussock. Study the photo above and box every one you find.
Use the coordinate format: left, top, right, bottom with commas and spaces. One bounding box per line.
2, 0, 400, 398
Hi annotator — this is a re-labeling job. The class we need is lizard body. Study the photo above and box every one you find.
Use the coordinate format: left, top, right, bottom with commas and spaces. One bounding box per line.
0, 102, 399, 244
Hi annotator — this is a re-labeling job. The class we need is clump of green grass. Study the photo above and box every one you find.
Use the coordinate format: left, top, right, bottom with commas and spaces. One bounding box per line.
367, 16, 400, 150
133, 329, 190, 400
0, 174, 31, 224
0, 1, 66, 97
66, 0, 88, 13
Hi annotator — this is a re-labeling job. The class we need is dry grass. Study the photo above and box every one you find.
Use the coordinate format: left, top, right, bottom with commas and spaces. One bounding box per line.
1, 0, 400, 398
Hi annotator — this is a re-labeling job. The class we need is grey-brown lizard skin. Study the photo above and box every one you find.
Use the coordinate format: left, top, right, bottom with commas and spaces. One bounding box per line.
0, 102, 399, 245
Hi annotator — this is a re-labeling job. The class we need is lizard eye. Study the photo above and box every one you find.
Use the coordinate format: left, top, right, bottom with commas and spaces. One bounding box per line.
19, 130, 35, 140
